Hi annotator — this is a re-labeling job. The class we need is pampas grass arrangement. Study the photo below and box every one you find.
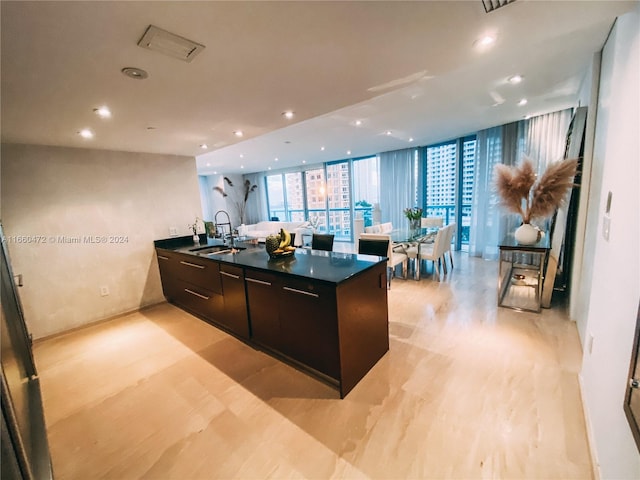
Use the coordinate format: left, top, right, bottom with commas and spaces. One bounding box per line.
494, 158, 578, 223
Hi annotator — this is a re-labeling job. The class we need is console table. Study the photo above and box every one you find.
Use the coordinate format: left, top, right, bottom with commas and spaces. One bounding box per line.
498, 234, 550, 312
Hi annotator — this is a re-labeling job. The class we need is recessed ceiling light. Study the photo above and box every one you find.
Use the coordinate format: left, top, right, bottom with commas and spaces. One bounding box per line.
518, 98, 528, 106
282, 110, 294, 119
213, 171, 217, 174
347, 150, 351, 155
240, 165, 244, 169
206, 162, 211, 166
409, 137, 414, 142
234, 130, 244, 137
93, 106, 112, 118
240, 154, 244, 158
78, 128, 94, 139
508, 74, 524, 84
355, 120, 362, 126
320, 146, 325, 151
475, 35, 496, 47
121, 67, 148, 80
386, 130, 392, 136
268, 166, 272, 170
274, 157, 279, 162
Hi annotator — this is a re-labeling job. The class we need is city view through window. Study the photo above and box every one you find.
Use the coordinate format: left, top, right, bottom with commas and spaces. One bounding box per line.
265, 137, 475, 246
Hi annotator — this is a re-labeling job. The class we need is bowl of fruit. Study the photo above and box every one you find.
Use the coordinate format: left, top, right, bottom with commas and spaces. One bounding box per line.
265, 228, 296, 259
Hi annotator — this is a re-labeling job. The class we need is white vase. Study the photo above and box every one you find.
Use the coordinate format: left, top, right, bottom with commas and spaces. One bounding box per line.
514, 223, 543, 245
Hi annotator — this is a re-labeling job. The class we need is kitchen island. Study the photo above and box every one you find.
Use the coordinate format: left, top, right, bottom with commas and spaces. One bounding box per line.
154, 235, 389, 398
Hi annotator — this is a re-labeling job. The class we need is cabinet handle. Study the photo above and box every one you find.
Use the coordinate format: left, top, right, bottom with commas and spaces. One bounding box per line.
157, 255, 169, 260
246, 277, 272, 286
180, 261, 205, 269
220, 271, 240, 279
184, 288, 210, 300
283, 286, 319, 298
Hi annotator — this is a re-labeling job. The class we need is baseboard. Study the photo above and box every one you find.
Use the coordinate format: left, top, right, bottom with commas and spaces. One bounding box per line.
33, 300, 168, 344
578, 373, 601, 480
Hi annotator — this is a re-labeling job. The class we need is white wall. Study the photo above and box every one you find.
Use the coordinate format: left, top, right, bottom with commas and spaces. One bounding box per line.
578, 7, 640, 479
1, 144, 202, 339
572, 51, 602, 340
198, 173, 248, 228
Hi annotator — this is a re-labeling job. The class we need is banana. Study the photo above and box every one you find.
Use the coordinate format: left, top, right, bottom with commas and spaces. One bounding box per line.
279, 228, 291, 249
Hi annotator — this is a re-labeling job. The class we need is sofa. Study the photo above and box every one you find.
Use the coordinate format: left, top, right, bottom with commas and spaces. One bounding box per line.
364, 222, 394, 234
237, 221, 313, 246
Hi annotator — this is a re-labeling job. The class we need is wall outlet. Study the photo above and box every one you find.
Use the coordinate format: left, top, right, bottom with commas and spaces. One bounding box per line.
169, 226, 178, 236
100, 286, 109, 297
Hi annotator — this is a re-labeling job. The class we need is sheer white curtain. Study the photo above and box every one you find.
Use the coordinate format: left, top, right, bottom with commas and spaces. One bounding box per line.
379, 148, 418, 229
469, 109, 572, 259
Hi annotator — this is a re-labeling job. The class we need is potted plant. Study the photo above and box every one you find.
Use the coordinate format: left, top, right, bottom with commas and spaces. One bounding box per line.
403, 207, 423, 232
494, 158, 578, 244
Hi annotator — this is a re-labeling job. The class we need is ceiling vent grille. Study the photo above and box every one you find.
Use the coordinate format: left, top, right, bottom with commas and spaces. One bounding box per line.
137, 25, 205, 62
482, 0, 517, 13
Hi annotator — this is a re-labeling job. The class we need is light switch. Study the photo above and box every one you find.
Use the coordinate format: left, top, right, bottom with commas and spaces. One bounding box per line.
169, 226, 178, 236
602, 214, 611, 241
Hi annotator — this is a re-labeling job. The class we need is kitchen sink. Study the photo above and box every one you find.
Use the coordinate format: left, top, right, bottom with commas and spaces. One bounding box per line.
190, 245, 246, 255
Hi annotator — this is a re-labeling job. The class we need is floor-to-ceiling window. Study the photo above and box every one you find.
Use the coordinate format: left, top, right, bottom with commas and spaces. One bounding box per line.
326, 161, 351, 240
284, 172, 305, 222
266, 174, 286, 220
304, 168, 327, 232
352, 156, 379, 227
424, 136, 476, 249
265, 157, 379, 242
460, 137, 476, 247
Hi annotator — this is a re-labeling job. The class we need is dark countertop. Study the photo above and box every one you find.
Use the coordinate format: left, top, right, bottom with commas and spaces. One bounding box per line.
154, 235, 385, 285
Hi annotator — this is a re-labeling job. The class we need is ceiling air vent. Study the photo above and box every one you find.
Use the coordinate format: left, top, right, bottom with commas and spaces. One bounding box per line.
137, 25, 205, 62
482, 0, 517, 13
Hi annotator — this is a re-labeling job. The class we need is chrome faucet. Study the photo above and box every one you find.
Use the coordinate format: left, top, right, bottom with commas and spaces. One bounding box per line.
214, 210, 234, 247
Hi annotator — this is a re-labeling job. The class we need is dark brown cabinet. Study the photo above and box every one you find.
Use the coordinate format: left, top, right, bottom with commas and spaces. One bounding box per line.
156, 248, 224, 323
279, 278, 339, 379
219, 264, 249, 339
245, 269, 282, 350
244, 270, 340, 379
155, 242, 389, 398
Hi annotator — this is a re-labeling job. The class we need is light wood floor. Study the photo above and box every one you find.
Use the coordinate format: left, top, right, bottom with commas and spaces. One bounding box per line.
33, 252, 591, 479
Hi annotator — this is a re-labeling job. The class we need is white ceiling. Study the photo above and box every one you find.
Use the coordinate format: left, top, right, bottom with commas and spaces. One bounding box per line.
1, 1, 635, 175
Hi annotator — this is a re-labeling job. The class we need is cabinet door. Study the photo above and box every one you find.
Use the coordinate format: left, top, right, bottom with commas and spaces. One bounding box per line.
245, 269, 281, 350
173, 279, 224, 321
156, 249, 180, 299
173, 253, 222, 294
279, 278, 339, 379
220, 265, 249, 339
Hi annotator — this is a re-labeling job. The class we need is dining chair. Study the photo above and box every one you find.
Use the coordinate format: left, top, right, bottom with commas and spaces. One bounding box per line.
359, 233, 407, 288
358, 238, 389, 257
417, 227, 448, 280
421, 216, 444, 228
311, 233, 334, 251
443, 223, 456, 270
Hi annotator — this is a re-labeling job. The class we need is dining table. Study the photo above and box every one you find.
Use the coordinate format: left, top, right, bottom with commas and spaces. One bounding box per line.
389, 227, 439, 279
